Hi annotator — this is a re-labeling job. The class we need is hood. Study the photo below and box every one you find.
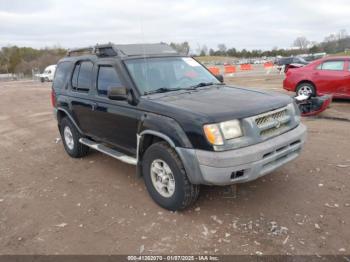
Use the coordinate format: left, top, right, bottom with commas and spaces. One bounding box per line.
140, 85, 293, 123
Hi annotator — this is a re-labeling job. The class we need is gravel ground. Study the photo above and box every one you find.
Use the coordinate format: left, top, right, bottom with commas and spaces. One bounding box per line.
0, 79, 349, 255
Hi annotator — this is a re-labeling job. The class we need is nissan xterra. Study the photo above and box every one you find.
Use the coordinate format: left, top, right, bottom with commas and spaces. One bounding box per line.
52, 43, 306, 210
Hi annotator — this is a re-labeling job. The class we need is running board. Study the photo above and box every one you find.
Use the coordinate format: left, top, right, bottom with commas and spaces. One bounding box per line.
79, 138, 137, 165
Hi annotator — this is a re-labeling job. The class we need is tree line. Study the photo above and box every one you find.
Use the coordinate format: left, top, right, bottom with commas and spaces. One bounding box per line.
195, 30, 350, 58
0, 46, 66, 75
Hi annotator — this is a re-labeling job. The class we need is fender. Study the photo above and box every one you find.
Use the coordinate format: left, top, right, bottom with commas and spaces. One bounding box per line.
136, 128, 203, 184
56, 107, 84, 134
139, 130, 176, 148
138, 113, 192, 148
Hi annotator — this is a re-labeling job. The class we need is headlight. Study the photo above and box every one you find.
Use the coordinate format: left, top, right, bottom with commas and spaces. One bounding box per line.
220, 120, 242, 140
203, 120, 242, 146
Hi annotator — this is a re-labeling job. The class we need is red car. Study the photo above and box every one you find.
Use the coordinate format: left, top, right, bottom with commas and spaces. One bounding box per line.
283, 56, 350, 99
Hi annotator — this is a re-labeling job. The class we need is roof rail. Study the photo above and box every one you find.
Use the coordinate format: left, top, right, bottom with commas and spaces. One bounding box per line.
67, 43, 119, 57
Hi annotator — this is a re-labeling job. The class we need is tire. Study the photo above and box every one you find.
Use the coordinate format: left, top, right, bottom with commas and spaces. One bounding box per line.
142, 141, 200, 211
296, 83, 316, 97
60, 117, 89, 158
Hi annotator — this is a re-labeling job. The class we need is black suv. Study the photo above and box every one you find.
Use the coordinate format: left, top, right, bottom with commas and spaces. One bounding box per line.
52, 43, 306, 210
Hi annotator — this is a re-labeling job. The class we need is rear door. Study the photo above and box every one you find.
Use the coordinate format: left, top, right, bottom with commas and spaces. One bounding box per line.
313, 60, 347, 96
70, 60, 96, 134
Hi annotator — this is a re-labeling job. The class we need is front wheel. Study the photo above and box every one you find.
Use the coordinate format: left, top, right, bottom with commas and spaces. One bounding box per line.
296, 83, 316, 97
142, 142, 200, 211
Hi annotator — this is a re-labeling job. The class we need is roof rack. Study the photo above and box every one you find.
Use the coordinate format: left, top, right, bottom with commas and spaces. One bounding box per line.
66, 43, 178, 57
67, 43, 119, 57
66, 47, 93, 56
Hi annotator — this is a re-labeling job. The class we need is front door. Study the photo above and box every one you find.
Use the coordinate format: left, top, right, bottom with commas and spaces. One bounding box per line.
88, 64, 140, 156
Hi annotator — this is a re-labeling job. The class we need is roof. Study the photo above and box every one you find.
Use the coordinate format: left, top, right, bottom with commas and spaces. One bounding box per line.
115, 43, 178, 56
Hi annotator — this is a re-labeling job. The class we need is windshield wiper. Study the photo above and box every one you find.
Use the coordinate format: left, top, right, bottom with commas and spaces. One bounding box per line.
185, 82, 216, 90
144, 82, 221, 95
144, 87, 181, 95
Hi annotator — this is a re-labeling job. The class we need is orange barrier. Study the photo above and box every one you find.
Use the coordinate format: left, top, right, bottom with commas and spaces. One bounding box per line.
208, 67, 220, 75
240, 64, 253, 71
224, 65, 236, 74
264, 62, 274, 68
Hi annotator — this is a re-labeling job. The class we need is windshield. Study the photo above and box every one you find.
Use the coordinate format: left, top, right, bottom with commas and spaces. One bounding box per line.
124, 57, 220, 95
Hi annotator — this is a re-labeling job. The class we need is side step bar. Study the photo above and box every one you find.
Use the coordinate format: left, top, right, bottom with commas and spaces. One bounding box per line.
79, 138, 137, 165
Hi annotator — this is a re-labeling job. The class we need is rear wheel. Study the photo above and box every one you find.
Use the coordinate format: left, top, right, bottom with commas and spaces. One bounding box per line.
142, 142, 200, 211
60, 117, 89, 158
296, 83, 316, 97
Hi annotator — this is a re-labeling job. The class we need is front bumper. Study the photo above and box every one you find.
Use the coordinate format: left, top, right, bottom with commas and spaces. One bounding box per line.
177, 123, 306, 186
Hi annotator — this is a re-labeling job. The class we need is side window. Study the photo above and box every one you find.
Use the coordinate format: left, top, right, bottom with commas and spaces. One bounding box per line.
97, 66, 122, 96
72, 61, 93, 92
53, 62, 71, 89
318, 61, 345, 71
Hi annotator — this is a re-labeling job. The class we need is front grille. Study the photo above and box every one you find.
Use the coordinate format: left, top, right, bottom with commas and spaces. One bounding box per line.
255, 107, 291, 138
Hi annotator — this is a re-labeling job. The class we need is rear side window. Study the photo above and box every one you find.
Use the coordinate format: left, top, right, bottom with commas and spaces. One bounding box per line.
53, 62, 70, 89
97, 66, 122, 96
71, 61, 93, 92
317, 61, 345, 71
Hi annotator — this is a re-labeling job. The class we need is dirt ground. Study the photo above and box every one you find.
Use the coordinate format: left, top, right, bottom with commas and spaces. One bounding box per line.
0, 77, 349, 256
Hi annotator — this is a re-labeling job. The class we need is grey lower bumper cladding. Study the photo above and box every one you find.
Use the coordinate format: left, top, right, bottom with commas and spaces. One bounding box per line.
177, 123, 307, 186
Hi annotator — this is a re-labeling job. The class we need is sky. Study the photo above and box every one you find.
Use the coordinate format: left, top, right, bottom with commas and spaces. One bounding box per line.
0, 0, 349, 51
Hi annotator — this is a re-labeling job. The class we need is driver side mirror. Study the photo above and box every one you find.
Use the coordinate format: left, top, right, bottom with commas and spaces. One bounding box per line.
108, 86, 128, 101
215, 74, 224, 83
